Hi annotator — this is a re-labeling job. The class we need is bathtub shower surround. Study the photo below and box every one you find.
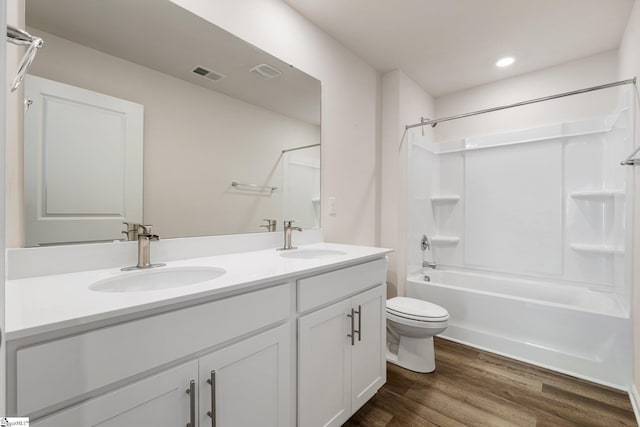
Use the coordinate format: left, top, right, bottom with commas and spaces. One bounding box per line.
405, 271, 631, 388
405, 87, 635, 388
282, 145, 321, 228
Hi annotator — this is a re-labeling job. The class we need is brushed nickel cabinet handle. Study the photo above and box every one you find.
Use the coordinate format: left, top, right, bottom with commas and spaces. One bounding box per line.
207, 370, 216, 427
354, 305, 362, 342
347, 308, 355, 346
186, 380, 196, 427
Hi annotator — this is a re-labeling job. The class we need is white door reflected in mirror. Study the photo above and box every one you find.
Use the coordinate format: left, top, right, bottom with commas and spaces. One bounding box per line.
24, 75, 143, 246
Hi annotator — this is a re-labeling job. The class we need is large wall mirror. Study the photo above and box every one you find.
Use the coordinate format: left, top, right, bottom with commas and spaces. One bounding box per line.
22, 0, 321, 247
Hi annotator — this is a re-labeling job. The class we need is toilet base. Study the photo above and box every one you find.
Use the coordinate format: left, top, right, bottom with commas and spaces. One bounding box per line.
386, 335, 436, 373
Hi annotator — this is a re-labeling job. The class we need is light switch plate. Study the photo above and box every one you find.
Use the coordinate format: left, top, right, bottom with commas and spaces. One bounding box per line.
328, 197, 336, 216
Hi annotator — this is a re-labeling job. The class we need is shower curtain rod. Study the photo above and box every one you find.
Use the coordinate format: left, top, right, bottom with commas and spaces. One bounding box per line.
405, 78, 637, 130
282, 143, 320, 154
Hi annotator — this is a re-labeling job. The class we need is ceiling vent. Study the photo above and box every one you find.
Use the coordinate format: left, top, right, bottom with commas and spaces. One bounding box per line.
250, 63, 281, 80
192, 66, 226, 82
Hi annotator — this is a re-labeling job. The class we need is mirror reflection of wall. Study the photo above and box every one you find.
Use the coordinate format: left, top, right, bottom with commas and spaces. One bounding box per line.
282, 145, 321, 229
20, 0, 321, 247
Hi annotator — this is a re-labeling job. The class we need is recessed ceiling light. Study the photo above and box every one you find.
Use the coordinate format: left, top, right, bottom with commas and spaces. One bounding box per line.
496, 57, 515, 67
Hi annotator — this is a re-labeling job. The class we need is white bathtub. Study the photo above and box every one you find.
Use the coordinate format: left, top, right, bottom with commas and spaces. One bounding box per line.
406, 269, 632, 389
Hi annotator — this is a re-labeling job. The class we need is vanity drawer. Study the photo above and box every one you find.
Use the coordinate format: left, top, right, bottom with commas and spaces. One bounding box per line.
17, 283, 291, 416
297, 258, 387, 312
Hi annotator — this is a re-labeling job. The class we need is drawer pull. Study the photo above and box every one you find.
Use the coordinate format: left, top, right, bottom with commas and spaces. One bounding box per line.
207, 370, 216, 427
347, 308, 355, 346
186, 380, 196, 427
354, 305, 362, 341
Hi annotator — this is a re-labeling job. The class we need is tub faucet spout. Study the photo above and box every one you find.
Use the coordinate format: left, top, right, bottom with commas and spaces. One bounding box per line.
422, 260, 437, 269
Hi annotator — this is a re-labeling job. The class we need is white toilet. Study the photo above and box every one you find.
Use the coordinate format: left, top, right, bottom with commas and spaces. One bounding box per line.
386, 296, 449, 373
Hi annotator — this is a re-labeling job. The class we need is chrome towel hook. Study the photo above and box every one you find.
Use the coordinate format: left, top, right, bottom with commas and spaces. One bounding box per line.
621, 145, 640, 166
7, 25, 44, 92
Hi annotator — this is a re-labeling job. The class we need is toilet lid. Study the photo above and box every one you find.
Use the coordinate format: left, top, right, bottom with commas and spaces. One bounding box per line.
386, 297, 449, 321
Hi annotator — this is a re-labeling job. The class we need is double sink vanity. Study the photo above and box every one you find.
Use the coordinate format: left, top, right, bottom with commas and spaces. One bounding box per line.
5, 235, 391, 426
9, 3, 384, 424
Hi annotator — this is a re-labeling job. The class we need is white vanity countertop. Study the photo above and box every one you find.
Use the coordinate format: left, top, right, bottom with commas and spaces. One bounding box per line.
6, 242, 391, 340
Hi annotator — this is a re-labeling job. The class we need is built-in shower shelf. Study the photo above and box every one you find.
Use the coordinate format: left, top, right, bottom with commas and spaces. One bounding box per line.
431, 236, 460, 245
570, 244, 624, 255
431, 195, 461, 204
569, 190, 624, 201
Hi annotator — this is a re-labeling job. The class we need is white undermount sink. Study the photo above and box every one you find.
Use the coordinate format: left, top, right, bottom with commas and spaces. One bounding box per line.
278, 249, 347, 259
89, 266, 226, 293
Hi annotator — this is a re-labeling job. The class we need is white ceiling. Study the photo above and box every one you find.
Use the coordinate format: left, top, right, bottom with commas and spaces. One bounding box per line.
26, 0, 321, 125
283, 0, 634, 97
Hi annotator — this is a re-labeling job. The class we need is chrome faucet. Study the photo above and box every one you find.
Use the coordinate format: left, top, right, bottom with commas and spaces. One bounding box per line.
260, 219, 277, 232
421, 234, 431, 251
421, 234, 436, 270
122, 221, 139, 241
122, 225, 165, 271
278, 220, 302, 250
422, 260, 437, 269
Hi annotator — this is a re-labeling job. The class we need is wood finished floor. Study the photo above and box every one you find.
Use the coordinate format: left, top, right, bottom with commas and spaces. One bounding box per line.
344, 337, 637, 427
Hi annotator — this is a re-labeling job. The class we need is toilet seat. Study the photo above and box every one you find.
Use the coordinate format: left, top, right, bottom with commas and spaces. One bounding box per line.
386, 311, 449, 330
386, 297, 449, 322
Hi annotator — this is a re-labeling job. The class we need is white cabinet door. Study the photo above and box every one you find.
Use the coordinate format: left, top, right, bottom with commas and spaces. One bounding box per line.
298, 284, 387, 427
32, 360, 197, 427
198, 324, 291, 427
351, 285, 386, 412
298, 299, 352, 427
24, 74, 143, 246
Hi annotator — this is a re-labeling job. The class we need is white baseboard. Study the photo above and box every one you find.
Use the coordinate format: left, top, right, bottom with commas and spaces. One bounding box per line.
629, 383, 640, 424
